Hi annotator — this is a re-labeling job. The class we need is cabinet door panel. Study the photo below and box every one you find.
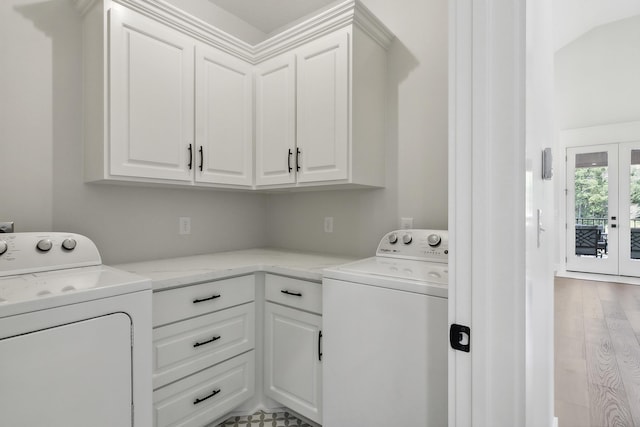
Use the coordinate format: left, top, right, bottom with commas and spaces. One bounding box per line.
196, 45, 253, 186
110, 5, 194, 182
296, 29, 350, 183
264, 303, 322, 424
255, 55, 297, 186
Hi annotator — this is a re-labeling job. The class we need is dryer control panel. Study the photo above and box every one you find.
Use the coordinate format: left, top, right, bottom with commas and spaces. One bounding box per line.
0, 233, 101, 277
376, 229, 449, 263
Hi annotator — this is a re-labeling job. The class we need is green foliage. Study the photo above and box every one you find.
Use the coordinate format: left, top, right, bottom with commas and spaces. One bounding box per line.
574, 167, 608, 220
575, 165, 640, 222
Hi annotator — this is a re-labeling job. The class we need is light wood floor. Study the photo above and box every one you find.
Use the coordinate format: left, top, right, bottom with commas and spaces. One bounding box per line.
555, 277, 640, 427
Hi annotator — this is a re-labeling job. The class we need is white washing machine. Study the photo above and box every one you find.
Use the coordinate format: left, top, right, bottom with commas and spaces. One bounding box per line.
0, 232, 152, 427
322, 229, 448, 427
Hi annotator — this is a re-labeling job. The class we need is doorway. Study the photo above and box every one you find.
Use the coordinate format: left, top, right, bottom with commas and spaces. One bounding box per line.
566, 142, 640, 276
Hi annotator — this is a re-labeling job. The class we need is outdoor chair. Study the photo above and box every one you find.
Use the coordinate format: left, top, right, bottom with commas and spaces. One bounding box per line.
631, 228, 640, 259
575, 225, 599, 257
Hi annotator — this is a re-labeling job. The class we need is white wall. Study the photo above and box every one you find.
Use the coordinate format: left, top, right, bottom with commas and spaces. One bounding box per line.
555, 14, 640, 130
554, 14, 640, 270
0, 0, 268, 265
265, 0, 449, 257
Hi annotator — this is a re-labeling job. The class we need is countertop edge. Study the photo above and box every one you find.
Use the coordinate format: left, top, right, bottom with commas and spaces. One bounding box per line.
112, 249, 358, 291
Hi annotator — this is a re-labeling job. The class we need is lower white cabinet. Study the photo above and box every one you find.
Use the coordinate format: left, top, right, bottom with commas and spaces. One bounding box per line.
264, 275, 323, 424
152, 275, 255, 426
153, 350, 255, 427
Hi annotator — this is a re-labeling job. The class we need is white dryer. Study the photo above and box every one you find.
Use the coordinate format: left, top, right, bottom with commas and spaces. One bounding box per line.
322, 229, 449, 427
0, 232, 152, 427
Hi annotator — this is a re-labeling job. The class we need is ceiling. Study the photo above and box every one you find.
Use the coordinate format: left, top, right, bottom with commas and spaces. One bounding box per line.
554, 0, 640, 50
208, 0, 338, 34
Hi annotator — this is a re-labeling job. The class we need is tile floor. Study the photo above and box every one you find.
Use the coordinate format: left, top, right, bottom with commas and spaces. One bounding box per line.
216, 410, 312, 427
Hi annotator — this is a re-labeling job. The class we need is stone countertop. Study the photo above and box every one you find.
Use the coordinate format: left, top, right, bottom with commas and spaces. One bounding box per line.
113, 248, 359, 291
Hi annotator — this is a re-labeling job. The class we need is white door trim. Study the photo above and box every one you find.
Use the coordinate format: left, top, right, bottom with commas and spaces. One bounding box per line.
450, 0, 554, 425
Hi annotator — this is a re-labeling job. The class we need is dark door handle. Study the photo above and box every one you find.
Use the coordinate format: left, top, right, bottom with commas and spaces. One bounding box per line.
281, 289, 302, 297
193, 294, 221, 304
193, 388, 221, 405
288, 149, 293, 173
296, 148, 301, 172
611, 224, 617, 228
199, 146, 204, 171
188, 144, 193, 170
318, 330, 323, 361
611, 216, 617, 220
193, 335, 221, 348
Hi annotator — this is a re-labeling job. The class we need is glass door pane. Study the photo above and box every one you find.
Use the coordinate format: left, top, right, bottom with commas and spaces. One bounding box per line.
618, 142, 640, 276
566, 145, 618, 274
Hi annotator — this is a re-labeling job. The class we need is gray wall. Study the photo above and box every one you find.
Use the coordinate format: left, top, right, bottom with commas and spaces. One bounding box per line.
0, 0, 448, 263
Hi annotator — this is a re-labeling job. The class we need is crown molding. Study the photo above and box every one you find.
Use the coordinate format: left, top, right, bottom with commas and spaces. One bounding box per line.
82, 0, 394, 64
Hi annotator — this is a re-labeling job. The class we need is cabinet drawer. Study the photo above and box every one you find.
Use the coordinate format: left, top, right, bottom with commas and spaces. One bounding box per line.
153, 351, 255, 427
153, 303, 255, 389
153, 275, 254, 327
265, 274, 321, 314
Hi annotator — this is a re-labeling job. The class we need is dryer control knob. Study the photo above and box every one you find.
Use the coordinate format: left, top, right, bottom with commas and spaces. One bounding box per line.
427, 234, 442, 247
388, 233, 398, 244
402, 234, 413, 244
62, 238, 77, 251
0, 240, 7, 256
36, 239, 53, 252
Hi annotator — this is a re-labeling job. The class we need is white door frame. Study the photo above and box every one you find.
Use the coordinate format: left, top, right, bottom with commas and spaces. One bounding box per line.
565, 144, 620, 275
558, 121, 640, 276
449, 0, 555, 425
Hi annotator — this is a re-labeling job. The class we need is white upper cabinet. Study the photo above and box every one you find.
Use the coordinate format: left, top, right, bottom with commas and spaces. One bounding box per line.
108, 4, 194, 183
295, 29, 350, 184
195, 44, 253, 186
80, 0, 393, 191
255, 55, 297, 186
255, 19, 392, 190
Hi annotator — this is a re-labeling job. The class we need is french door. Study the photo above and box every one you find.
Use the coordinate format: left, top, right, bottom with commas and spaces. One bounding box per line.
566, 142, 640, 276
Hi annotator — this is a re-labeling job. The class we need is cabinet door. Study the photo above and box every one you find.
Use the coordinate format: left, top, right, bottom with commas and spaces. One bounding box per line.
264, 303, 322, 424
109, 5, 194, 182
296, 29, 350, 183
255, 55, 297, 186
195, 44, 253, 186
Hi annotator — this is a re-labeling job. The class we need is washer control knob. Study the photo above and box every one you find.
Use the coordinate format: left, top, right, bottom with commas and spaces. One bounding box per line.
0, 240, 7, 256
36, 239, 53, 252
402, 234, 413, 244
388, 233, 398, 244
62, 238, 77, 251
427, 234, 442, 247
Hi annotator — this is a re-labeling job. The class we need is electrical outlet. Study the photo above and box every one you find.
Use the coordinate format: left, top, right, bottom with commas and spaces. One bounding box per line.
401, 217, 413, 229
179, 217, 191, 235
324, 217, 334, 233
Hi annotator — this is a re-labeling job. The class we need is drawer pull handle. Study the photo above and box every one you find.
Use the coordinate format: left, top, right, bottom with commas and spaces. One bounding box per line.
193, 388, 221, 405
193, 294, 221, 304
193, 335, 221, 348
281, 289, 302, 297
319, 330, 323, 361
